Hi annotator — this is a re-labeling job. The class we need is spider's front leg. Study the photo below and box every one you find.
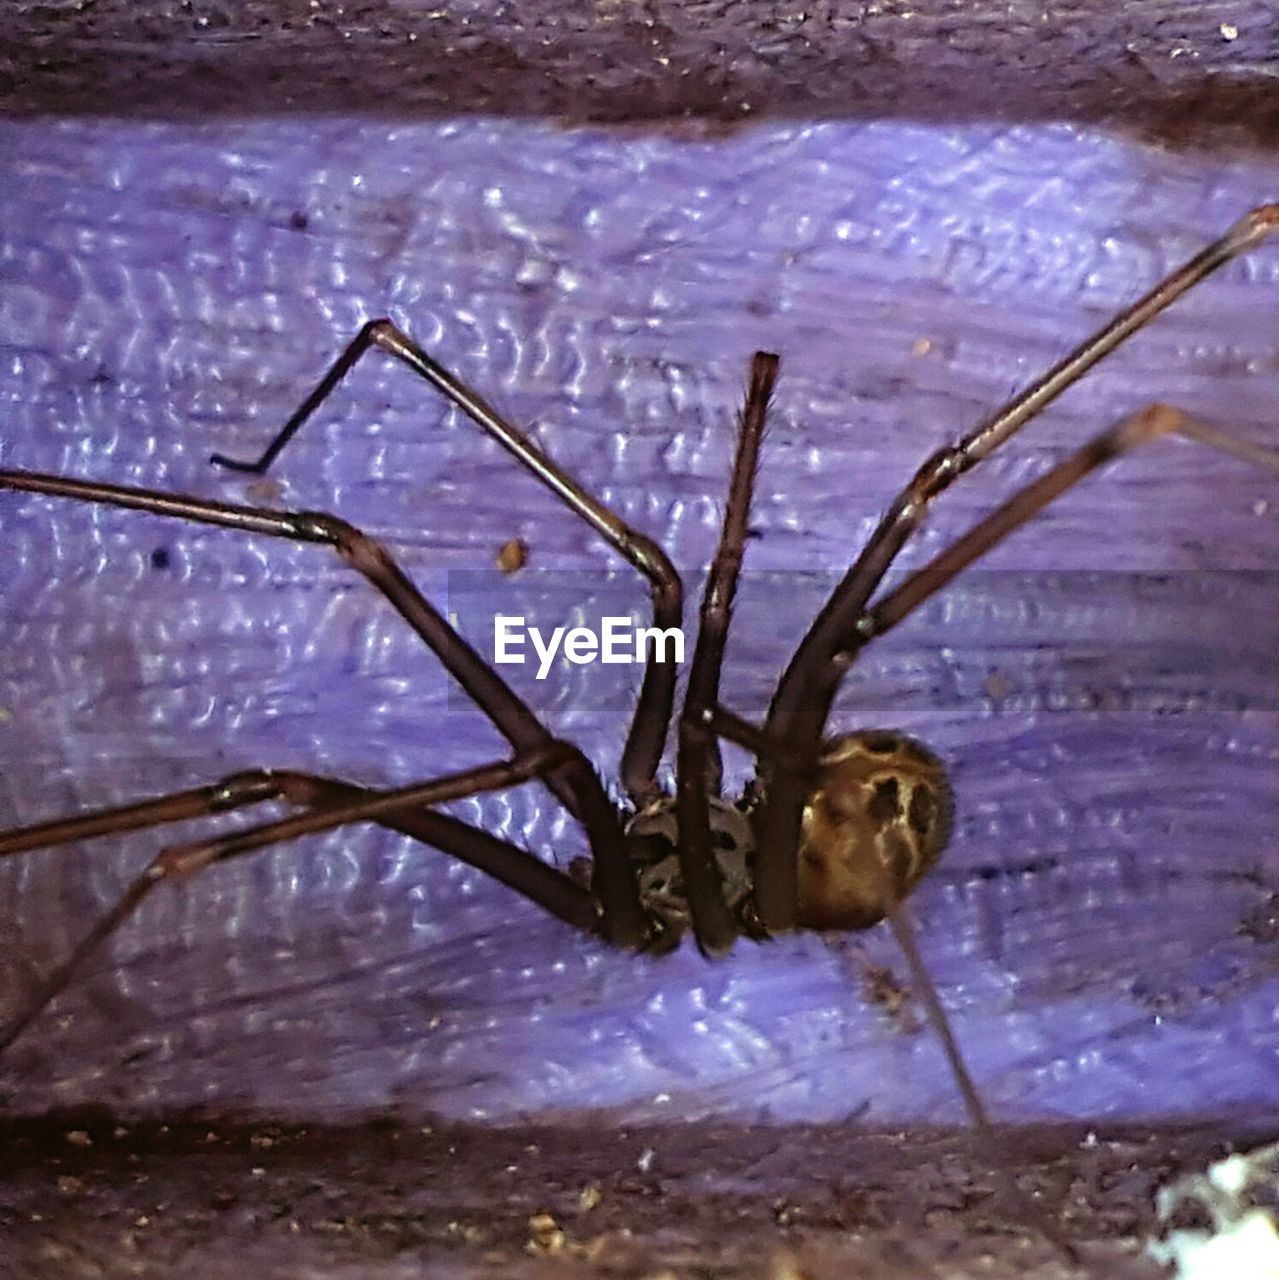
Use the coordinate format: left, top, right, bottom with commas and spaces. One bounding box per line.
208, 318, 684, 805
673, 351, 777, 953
753, 204, 1279, 932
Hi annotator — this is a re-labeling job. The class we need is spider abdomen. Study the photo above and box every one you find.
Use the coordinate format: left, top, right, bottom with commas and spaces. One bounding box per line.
796, 731, 953, 931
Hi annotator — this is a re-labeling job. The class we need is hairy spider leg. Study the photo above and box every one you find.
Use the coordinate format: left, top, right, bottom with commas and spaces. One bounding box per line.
0, 469, 646, 946
754, 203, 1279, 932
675, 351, 777, 954
0, 747, 600, 1058
209, 318, 683, 805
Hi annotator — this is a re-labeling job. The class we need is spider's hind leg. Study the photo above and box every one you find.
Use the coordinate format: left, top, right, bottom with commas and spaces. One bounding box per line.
0, 752, 602, 1060
0, 468, 646, 945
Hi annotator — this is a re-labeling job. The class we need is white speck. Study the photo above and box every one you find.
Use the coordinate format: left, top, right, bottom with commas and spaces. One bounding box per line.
556, 266, 583, 294
1220, 22, 1239, 40
637, 1146, 655, 1173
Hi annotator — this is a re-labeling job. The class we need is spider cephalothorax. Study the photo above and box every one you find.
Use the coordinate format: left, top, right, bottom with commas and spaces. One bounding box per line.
625, 795, 755, 951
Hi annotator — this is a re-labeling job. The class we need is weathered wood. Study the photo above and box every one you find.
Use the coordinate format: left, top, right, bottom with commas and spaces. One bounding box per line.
3, 0, 1277, 145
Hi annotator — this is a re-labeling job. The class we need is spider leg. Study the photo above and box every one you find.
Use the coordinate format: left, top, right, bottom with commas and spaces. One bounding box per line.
209, 319, 683, 804
0, 770, 288, 856
0, 749, 601, 1058
705, 705, 817, 781
145, 744, 582, 880
0, 469, 646, 946
0, 769, 597, 934
858, 403, 1279, 643
755, 205, 1279, 931
675, 352, 776, 953
882, 899, 1081, 1264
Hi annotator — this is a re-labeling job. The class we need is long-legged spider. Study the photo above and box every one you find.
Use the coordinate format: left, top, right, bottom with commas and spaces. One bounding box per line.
2, 207, 1279, 1150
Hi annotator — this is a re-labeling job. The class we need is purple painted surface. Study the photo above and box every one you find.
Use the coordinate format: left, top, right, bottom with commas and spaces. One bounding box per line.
0, 119, 1277, 1123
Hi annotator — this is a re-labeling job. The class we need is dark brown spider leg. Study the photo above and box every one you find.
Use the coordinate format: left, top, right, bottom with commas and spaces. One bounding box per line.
0, 470, 646, 946
675, 352, 777, 954
209, 319, 682, 804
0, 770, 598, 933
0, 748, 602, 1058
755, 205, 1279, 931
858, 404, 1279, 645
706, 706, 819, 783
275, 780, 600, 934
144, 744, 585, 879
0, 869, 157, 1057
0, 771, 285, 857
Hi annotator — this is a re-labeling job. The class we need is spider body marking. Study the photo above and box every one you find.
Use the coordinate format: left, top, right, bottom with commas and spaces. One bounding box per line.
623, 793, 755, 953
797, 731, 953, 933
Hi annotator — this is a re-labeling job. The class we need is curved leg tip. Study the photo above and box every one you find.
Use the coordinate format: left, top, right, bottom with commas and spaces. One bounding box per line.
209, 451, 268, 474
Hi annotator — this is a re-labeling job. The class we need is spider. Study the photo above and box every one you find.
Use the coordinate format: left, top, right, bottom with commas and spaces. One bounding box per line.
2, 206, 1279, 1149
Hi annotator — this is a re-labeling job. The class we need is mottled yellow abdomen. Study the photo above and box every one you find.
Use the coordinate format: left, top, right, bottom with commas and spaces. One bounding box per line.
797, 731, 953, 931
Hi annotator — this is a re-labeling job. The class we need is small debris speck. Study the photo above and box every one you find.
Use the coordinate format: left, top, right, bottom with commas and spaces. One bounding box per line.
527, 1213, 565, 1254
497, 536, 529, 573
246, 477, 284, 505
985, 669, 1014, 701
